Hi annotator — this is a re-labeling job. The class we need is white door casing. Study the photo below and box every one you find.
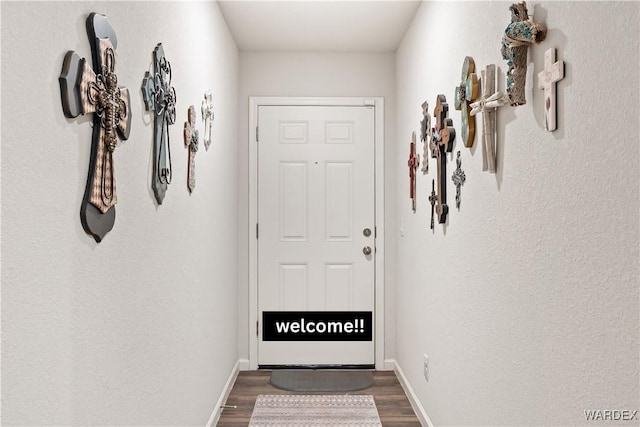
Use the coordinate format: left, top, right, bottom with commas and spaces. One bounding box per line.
248, 97, 385, 369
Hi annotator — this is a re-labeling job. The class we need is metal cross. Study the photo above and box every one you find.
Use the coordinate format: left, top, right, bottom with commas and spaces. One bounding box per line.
59, 13, 131, 242
428, 179, 437, 230
454, 56, 479, 148
202, 91, 215, 150
537, 48, 564, 131
184, 106, 200, 193
420, 101, 431, 174
142, 43, 176, 205
451, 151, 466, 209
407, 131, 420, 212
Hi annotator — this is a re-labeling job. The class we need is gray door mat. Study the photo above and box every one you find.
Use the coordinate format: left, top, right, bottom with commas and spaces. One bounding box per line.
269, 370, 374, 392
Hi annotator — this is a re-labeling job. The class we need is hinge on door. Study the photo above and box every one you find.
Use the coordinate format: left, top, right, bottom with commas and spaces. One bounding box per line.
256, 126, 259, 142
256, 223, 259, 239
256, 320, 259, 337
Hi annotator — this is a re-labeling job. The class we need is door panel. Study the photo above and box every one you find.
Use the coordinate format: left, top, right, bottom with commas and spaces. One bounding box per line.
258, 106, 375, 366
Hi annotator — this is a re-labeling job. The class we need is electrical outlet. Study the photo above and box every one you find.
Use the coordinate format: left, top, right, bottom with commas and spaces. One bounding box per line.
423, 354, 429, 381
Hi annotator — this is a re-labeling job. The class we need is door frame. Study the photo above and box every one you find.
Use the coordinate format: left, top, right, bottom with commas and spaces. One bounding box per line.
248, 97, 385, 370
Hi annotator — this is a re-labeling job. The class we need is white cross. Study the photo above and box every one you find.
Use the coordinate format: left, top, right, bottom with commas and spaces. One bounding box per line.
537, 48, 565, 132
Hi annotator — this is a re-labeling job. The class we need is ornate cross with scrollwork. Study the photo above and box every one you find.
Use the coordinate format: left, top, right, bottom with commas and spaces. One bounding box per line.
59, 13, 131, 242
202, 91, 215, 150
184, 106, 200, 193
451, 151, 466, 209
420, 101, 431, 174
142, 43, 176, 205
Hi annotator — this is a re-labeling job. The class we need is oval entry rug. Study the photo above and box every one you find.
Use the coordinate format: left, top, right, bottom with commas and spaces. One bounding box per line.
270, 369, 374, 392
249, 394, 382, 427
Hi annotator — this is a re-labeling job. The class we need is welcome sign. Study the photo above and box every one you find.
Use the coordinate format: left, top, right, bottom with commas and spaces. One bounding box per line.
262, 311, 373, 341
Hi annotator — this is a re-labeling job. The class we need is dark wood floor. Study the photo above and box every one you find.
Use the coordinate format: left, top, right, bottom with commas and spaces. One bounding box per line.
216, 370, 421, 427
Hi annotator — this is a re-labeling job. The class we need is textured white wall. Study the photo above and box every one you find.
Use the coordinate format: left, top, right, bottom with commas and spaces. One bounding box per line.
1, 2, 238, 425
237, 52, 397, 364
395, 1, 639, 425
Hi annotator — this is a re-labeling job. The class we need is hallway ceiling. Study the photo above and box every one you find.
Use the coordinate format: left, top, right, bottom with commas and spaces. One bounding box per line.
217, 1, 422, 52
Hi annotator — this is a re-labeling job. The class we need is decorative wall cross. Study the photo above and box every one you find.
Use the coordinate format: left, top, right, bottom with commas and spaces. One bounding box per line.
420, 101, 431, 174
428, 179, 437, 230
537, 48, 565, 131
184, 106, 200, 193
407, 131, 420, 212
201, 91, 215, 150
142, 43, 176, 205
501, 1, 546, 106
451, 151, 466, 209
454, 56, 479, 147
59, 13, 131, 242
470, 64, 509, 173
430, 95, 456, 224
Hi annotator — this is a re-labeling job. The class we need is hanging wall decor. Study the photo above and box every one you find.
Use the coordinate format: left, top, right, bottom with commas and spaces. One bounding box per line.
428, 179, 437, 230
429, 95, 456, 224
407, 131, 420, 212
201, 91, 215, 150
470, 64, 509, 173
184, 106, 200, 193
501, 1, 546, 106
451, 151, 466, 209
420, 101, 431, 174
142, 43, 176, 205
59, 13, 131, 242
537, 48, 565, 131
454, 56, 479, 148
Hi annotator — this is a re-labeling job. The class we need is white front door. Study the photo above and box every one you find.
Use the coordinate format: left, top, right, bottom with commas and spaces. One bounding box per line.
257, 105, 376, 366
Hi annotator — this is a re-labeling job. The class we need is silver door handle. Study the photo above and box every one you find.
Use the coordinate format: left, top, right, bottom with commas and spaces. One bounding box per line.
363, 246, 372, 255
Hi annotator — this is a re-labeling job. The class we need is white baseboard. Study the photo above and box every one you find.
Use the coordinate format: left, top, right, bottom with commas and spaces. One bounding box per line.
238, 358, 250, 371
383, 358, 396, 371
388, 358, 434, 427
206, 359, 241, 427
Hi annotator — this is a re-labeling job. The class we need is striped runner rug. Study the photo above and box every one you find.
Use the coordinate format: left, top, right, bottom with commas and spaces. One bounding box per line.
248, 394, 382, 427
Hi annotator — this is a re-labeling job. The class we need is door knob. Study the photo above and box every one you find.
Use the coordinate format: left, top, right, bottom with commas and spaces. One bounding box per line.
363, 246, 372, 255
363, 228, 372, 237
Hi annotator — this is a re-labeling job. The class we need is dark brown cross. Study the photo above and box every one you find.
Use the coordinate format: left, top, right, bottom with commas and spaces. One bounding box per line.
59, 13, 131, 242
407, 131, 420, 212
428, 179, 437, 230
431, 94, 456, 224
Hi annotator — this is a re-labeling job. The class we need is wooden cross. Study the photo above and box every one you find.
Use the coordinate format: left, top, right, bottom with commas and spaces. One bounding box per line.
142, 43, 176, 205
184, 106, 200, 193
407, 131, 420, 212
429, 95, 456, 224
470, 64, 509, 173
59, 13, 131, 242
451, 151, 466, 209
537, 48, 564, 131
420, 101, 431, 174
428, 179, 437, 230
454, 56, 479, 148
501, 1, 546, 106
202, 91, 215, 150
